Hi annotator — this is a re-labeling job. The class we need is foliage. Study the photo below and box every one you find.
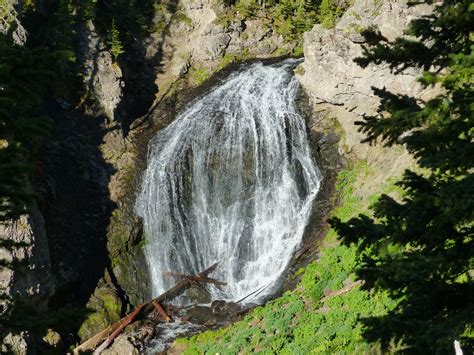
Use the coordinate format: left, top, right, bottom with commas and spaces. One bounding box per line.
20, 0, 83, 99
107, 18, 124, 61
318, 0, 345, 28
223, 0, 349, 43
21, 0, 76, 52
77, 0, 98, 21
330, 0, 474, 351
237, 0, 318, 41
0, 31, 81, 348
95, 0, 156, 42
188, 65, 211, 85
0, 34, 71, 221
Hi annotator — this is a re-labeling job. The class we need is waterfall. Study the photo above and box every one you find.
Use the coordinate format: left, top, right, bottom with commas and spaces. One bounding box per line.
135, 59, 322, 304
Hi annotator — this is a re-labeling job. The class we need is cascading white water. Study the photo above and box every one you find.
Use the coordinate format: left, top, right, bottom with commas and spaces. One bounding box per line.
135, 59, 322, 304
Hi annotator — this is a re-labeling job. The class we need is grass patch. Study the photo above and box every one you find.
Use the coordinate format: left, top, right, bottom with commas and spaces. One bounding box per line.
188, 65, 211, 85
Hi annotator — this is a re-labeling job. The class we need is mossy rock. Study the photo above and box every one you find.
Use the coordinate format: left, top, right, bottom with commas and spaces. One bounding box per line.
112, 245, 151, 306
107, 208, 142, 258
78, 288, 122, 341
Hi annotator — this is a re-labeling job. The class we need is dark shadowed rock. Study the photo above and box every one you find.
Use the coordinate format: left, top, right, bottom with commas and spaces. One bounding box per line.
0, 208, 56, 327
186, 305, 214, 324
185, 284, 212, 304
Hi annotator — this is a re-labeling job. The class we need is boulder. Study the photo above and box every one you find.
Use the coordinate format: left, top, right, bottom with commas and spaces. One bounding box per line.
78, 286, 122, 341
210, 300, 240, 315
102, 335, 139, 355
186, 305, 214, 324
185, 284, 212, 304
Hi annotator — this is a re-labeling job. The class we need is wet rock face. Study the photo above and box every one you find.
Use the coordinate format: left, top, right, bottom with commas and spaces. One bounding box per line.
186, 284, 212, 304
297, 0, 433, 161
184, 300, 241, 326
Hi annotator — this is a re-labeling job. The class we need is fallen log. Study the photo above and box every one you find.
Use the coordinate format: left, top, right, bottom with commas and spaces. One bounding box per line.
152, 300, 171, 322
236, 283, 269, 304
73, 262, 220, 354
163, 271, 227, 287
321, 280, 364, 301
93, 304, 145, 355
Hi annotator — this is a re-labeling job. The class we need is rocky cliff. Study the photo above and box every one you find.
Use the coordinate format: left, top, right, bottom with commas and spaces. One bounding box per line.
0, 210, 56, 353
145, 0, 297, 103
298, 0, 433, 178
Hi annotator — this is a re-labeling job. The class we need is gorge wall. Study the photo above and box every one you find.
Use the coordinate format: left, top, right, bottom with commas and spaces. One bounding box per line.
298, 0, 433, 174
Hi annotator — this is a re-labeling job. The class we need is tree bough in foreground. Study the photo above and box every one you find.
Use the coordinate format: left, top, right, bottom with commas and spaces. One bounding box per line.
330, 0, 474, 351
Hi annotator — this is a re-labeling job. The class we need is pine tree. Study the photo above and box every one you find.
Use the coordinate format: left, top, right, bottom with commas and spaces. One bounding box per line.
108, 18, 124, 61
0, 29, 70, 306
0, 34, 62, 220
329, 0, 473, 351
318, 0, 339, 29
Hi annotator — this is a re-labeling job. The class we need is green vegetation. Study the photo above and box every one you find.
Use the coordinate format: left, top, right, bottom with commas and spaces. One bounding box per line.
108, 18, 125, 61
294, 64, 305, 76
318, 0, 345, 28
188, 65, 211, 85
217, 53, 240, 70
216, 50, 254, 71
0, 34, 71, 221
330, 0, 474, 351
95, 0, 156, 41
219, 0, 350, 44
